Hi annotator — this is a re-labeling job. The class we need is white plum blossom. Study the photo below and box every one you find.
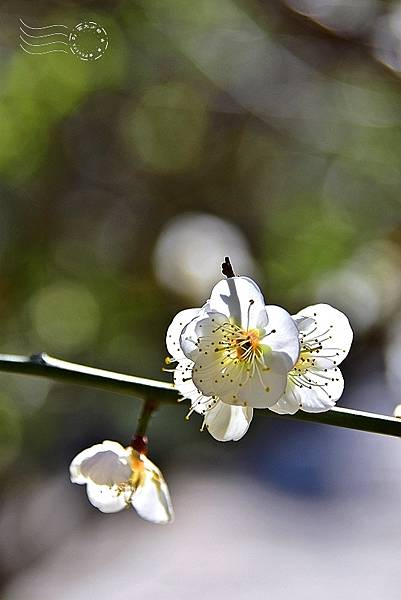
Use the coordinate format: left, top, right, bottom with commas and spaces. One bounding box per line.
166, 276, 300, 441
70, 440, 174, 524
270, 304, 353, 415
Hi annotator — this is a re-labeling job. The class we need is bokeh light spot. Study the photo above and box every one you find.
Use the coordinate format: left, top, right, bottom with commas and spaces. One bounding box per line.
153, 212, 255, 301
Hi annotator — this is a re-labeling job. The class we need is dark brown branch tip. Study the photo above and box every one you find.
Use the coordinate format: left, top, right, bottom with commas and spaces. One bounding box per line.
221, 256, 236, 278
130, 434, 148, 454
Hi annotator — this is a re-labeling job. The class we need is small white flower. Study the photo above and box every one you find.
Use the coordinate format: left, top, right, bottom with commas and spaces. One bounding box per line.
166, 276, 300, 441
270, 304, 353, 414
70, 440, 174, 524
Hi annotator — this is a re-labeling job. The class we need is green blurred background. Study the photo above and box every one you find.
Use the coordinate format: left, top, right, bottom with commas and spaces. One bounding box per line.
1, 0, 401, 598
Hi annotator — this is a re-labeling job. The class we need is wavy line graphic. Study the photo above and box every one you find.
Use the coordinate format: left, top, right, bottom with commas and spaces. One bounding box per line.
19, 18, 69, 55
19, 29, 68, 39
19, 18, 68, 30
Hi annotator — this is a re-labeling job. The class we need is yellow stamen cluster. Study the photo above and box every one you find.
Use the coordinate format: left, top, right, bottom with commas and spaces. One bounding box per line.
234, 328, 262, 362
114, 451, 146, 507
288, 322, 341, 398
210, 322, 263, 366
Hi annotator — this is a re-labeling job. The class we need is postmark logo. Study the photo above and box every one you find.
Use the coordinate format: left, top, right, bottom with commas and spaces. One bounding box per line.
19, 18, 109, 61
68, 21, 108, 61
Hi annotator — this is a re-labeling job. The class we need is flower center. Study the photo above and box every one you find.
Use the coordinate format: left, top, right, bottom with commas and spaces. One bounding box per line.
202, 321, 264, 367
234, 328, 261, 362
292, 348, 315, 375
128, 451, 146, 486
114, 452, 146, 506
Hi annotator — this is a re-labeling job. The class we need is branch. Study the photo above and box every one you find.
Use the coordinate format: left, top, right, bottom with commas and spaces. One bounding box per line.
0, 353, 400, 438
1, 353, 175, 402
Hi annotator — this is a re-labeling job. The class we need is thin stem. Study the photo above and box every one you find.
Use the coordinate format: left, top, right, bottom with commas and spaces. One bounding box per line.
131, 398, 159, 454
0, 352, 400, 438
263, 406, 401, 437
135, 399, 158, 437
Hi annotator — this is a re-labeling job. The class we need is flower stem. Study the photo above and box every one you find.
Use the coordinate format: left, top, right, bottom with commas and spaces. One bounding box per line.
135, 399, 158, 437
0, 352, 400, 438
131, 398, 159, 453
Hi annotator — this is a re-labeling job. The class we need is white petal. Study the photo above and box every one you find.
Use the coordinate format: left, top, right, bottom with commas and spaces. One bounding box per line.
70, 444, 105, 484
191, 349, 239, 398
69, 441, 129, 485
204, 402, 253, 441
132, 457, 174, 524
173, 359, 214, 414
269, 386, 300, 415
166, 308, 201, 361
272, 369, 344, 414
297, 368, 344, 412
294, 316, 315, 331
262, 305, 300, 371
180, 308, 225, 360
234, 364, 288, 408
193, 311, 230, 340
86, 482, 128, 513
208, 277, 268, 330
173, 359, 198, 401
294, 304, 353, 369
191, 310, 234, 367
80, 451, 132, 487
190, 316, 240, 397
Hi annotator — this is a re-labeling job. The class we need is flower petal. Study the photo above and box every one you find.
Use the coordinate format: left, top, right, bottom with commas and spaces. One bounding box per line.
85, 482, 128, 513
262, 305, 300, 370
79, 451, 132, 487
173, 359, 215, 414
190, 316, 241, 397
70, 441, 129, 485
234, 364, 288, 408
204, 401, 253, 441
269, 386, 300, 415
166, 308, 201, 361
294, 304, 353, 369
132, 457, 174, 524
180, 308, 225, 360
298, 368, 344, 412
191, 348, 240, 398
271, 368, 344, 414
173, 359, 198, 401
208, 277, 268, 330
293, 316, 315, 331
